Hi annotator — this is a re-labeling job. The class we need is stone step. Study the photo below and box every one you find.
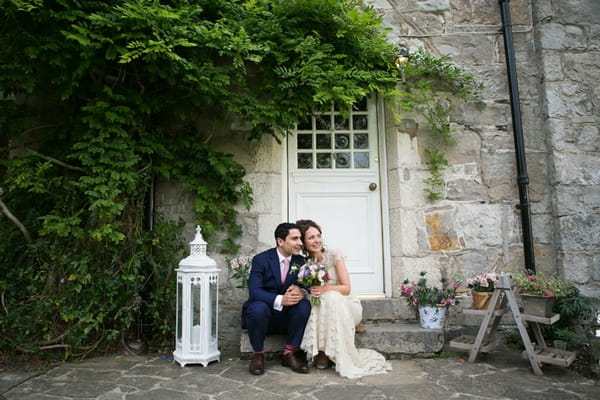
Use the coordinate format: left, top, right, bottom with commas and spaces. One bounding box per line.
240, 322, 444, 357
359, 297, 416, 323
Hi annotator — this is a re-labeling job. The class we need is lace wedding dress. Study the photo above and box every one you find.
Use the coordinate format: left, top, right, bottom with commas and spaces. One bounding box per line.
300, 249, 392, 379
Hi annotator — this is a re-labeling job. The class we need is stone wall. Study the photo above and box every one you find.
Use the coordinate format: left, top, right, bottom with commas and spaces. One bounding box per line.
533, 0, 600, 296
373, 0, 599, 296
375, 0, 547, 291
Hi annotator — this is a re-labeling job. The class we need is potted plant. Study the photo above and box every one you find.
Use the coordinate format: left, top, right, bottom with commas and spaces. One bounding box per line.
400, 271, 460, 329
512, 271, 571, 317
467, 273, 500, 310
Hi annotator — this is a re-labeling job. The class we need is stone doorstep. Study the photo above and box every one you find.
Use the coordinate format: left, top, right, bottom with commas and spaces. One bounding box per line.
240, 322, 444, 358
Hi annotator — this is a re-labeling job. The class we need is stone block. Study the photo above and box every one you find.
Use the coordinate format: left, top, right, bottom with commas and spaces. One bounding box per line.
360, 298, 415, 322
416, 0, 450, 12
540, 51, 564, 81
553, 151, 600, 185
563, 52, 600, 85
245, 173, 281, 214
545, 82, 594, 118
446, 177, 486, 202
428, 35, 497, 65
449, 0, 529, 26
583, 186, 600, 210
444, 127, 481, 165
554, 186, 584, 216
548, 120, 600, 153
424, 210, 462, 251
557, 0, 600, 25
593, 254, 600, 281
557, 214, 600, 251
531, 213, 553, 245
539, 23, 586, 50
453, 101, 511, 127
355, 323, 444, 356
562, 252, 591, 284
364, 0, 400, 11
526, 152, 550, 203
481, 150, 518, 201
455, 204, 504, 248
398, 12, 445, 35
590, 24, 600, 51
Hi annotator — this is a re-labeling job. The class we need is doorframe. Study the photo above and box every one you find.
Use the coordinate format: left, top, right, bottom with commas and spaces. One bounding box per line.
281, 95, 392, 298
376, 95, 392, 298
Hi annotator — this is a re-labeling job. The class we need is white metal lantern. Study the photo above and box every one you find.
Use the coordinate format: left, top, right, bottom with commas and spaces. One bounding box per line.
173, 225, 220, 367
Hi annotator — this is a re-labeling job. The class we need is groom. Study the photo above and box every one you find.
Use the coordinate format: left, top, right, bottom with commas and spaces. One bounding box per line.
241, 222, 311, 375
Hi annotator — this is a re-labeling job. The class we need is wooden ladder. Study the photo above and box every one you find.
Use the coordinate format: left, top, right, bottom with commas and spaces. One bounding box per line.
449, 275, 575, 376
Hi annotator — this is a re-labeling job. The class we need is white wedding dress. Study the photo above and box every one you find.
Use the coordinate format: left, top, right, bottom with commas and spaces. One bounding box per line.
300, 249, 392, 379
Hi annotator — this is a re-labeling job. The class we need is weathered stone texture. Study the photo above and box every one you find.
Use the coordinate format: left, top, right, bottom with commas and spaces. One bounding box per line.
552, 152, 600, 185
557, 214, 600, 252
481, 150, 518, 201
544, 82, 594, 118
538, 23, 587, 50
563, 52, 600, 83
556, 0, 600, 25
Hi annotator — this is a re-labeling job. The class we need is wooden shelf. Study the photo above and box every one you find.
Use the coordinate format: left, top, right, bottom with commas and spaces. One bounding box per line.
521, 346, 575, 367
463, 307, 508, 317
449, 335, 496, 353
520, 313, 560, 324
458, 275, 574, 376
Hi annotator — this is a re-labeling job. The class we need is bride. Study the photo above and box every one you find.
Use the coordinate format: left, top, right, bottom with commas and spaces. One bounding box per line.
295, 219, 391, 379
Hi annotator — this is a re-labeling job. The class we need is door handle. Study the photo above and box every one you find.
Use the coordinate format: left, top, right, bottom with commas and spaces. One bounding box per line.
369, 182, 377, 191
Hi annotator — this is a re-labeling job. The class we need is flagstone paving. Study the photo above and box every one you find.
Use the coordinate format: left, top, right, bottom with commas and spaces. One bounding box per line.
1, 346, 598, 399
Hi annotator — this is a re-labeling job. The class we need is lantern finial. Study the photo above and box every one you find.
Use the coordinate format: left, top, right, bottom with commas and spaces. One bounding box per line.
189, 225, 207, 256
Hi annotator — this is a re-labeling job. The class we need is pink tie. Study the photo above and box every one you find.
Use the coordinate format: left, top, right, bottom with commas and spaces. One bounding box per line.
281, 258, 290, 283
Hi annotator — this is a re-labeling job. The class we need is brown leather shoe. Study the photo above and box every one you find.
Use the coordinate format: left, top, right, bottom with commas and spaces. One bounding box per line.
315, 351, 331, 370
249, 353, 265, 375
281, 351, 309, 373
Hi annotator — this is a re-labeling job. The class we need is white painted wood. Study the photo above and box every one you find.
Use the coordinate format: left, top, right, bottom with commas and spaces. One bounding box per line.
288, 99, 384, 294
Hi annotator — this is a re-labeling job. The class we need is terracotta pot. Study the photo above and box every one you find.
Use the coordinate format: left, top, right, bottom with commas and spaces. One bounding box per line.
471, 290, 500, 310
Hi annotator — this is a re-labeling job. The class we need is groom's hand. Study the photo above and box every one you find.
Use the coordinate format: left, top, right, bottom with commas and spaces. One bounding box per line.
282, 285, 304, 306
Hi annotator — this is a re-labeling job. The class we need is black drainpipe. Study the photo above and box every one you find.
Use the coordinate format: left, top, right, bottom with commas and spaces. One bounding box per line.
499, 0, 536, 273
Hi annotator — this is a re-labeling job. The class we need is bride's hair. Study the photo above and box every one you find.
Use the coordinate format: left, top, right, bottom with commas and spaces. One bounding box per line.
295, 219, 325, 253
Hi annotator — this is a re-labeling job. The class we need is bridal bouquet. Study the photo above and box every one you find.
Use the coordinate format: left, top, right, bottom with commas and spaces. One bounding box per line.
291, 259, 330, 305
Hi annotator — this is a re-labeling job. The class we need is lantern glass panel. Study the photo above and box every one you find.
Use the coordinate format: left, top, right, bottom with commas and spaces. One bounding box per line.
210, 277, 218, 342
176, 280, 182, 340
191, 280, 202, 345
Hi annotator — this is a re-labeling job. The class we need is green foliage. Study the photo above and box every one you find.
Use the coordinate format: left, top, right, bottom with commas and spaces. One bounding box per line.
0, 0, 401, 357
541, 285, 595, 347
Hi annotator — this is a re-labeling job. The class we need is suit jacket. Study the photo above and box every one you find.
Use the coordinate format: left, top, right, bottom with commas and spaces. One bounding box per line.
247, 247, 306, 306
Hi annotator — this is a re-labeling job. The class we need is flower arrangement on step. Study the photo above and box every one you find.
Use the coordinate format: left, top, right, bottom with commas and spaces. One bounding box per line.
512, 271, 570, 298
228, 256, 252, 289
512, 270, 571, 317
466, 272, 499, 293
400, 271, 461, 307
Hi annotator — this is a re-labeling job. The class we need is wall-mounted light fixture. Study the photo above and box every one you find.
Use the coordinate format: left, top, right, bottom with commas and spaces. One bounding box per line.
394, 49, 411, 68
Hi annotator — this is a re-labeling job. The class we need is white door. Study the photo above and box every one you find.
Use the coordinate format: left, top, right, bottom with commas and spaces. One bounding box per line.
288, 98, 384, 295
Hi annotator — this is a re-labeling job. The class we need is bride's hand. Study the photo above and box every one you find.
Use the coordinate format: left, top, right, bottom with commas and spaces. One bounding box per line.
310, 286, 322, 297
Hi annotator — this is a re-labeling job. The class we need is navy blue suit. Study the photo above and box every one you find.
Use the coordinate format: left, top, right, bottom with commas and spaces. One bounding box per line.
241, 248, 311, 352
